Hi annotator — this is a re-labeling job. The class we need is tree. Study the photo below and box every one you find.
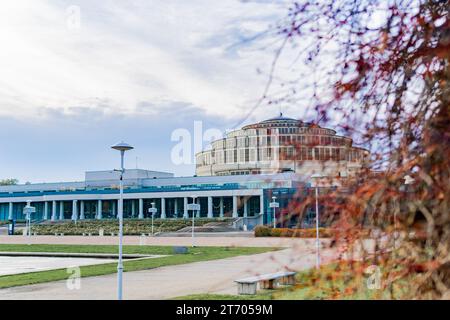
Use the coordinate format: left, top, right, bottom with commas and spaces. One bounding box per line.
0, 178, 19, 186
270, 0, 449, 299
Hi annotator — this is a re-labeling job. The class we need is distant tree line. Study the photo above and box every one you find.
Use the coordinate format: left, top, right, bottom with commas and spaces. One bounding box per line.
0, 179, 19, 186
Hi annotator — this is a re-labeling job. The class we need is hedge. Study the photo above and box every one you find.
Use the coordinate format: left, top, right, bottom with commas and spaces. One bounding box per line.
254, 225, 333, 238
24, 218, 231, 236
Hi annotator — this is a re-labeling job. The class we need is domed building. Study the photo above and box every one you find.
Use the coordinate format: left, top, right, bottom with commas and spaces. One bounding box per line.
0, 114, 370, 229
196, 114, 370, 178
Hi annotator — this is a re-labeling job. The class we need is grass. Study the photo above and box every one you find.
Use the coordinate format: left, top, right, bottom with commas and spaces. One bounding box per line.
174, 292, 275, 300
0, 244, 276, 289
175, 261, 413, 300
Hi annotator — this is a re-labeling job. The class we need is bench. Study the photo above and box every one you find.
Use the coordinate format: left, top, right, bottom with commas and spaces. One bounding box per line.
235, 271, 297, 295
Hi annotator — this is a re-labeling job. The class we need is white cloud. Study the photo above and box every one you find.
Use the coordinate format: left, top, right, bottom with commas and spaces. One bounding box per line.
0, 0, 290, 120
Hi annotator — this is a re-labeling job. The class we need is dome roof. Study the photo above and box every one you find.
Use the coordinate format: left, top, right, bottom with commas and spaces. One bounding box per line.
242, 113, 308, 130
261, 113, 298, 123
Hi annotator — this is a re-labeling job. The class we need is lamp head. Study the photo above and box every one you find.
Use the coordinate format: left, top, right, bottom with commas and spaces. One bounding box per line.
111, 141, 134, 152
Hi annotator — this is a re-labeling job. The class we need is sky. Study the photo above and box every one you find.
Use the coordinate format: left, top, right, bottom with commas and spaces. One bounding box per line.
0, 0, 322, 183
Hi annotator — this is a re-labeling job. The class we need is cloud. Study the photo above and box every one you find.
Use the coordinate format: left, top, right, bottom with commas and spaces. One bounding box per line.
0, 1, 314, 183
0, 0, 289, 120
0, 102, 238, 183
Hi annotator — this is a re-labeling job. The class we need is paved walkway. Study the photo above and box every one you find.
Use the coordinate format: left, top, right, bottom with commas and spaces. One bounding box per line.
0, 256, 117, 276
0, 245, 337, 300
0, 235, 322, 248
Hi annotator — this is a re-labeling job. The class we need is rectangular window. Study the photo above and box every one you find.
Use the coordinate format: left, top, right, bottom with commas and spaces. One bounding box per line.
324, 148, 330, 160
314, 148, 320, 160
288, 147, 294, 159
250, 149, 256, 161
340, 149, 346, 161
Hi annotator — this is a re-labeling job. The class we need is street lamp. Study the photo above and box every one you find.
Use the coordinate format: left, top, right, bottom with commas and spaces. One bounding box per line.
269, 196, 279, 228
23, 200, 36, 245
148, 202, 157, 236
187, 197, 200, 247
111, 141, 134, 301
311, 173, 323, 269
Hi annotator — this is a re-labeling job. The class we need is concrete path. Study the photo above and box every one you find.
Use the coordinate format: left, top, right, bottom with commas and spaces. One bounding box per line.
0, 245, 337, 300
0, 256, 116, 276
0, 235, 321, 248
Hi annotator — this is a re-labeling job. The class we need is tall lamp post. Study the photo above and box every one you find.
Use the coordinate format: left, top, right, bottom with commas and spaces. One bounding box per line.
269, 196, 279, 228
148, 202, 157, 236
23, 200, 36, 245
311, 173, 323, 269
187, 196, 200, 247
111, 141, 134, 301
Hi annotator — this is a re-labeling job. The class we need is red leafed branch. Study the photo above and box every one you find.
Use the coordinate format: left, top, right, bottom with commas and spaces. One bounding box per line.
273, 0, 449, 299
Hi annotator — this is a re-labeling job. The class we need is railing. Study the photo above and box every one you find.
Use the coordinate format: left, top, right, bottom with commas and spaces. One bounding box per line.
232, 214, 264, 231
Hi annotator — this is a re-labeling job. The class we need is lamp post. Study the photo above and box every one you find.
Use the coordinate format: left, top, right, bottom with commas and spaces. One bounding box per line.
111, 141, 134, 301
148, 202, 157, 236
187, 197, 200, 247
269, 196, 279, 228
23, 200, 35, 245
311, 173, 323, 269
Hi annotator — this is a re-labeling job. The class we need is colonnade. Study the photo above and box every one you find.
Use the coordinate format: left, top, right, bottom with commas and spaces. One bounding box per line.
3, 195, 264, 221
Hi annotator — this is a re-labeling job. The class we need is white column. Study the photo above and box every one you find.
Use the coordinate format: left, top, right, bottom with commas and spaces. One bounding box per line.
260, 195, 264, 216
97, 200, 102, 220
59, 201, 64, 220
207, 197, 213, 218
131, 200, 136, 217
183, 197, 188, 218
174, 199, 178, 218
51, 201, 57, 221
196, 198, 200, 218
71, 200, 78, 221
244, 197, 248, 218
161, 198, 166, 219
138, 199, 144, 219
219, 197, 224, 218
8, 202, 13, 220
43, 201, 48, 220
80, 201, 85, 220
232, 196, 238, 218
112, 200, 117, 218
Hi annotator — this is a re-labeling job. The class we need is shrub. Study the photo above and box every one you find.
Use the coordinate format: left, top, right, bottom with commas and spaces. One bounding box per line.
29, 218, 230, 235
254, 225, 271, 237
254, 226, 334, 238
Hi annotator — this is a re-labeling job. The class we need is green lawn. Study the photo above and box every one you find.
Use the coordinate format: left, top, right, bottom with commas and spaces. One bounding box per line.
174, 292, 275, 300
0, 244, 276, 289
